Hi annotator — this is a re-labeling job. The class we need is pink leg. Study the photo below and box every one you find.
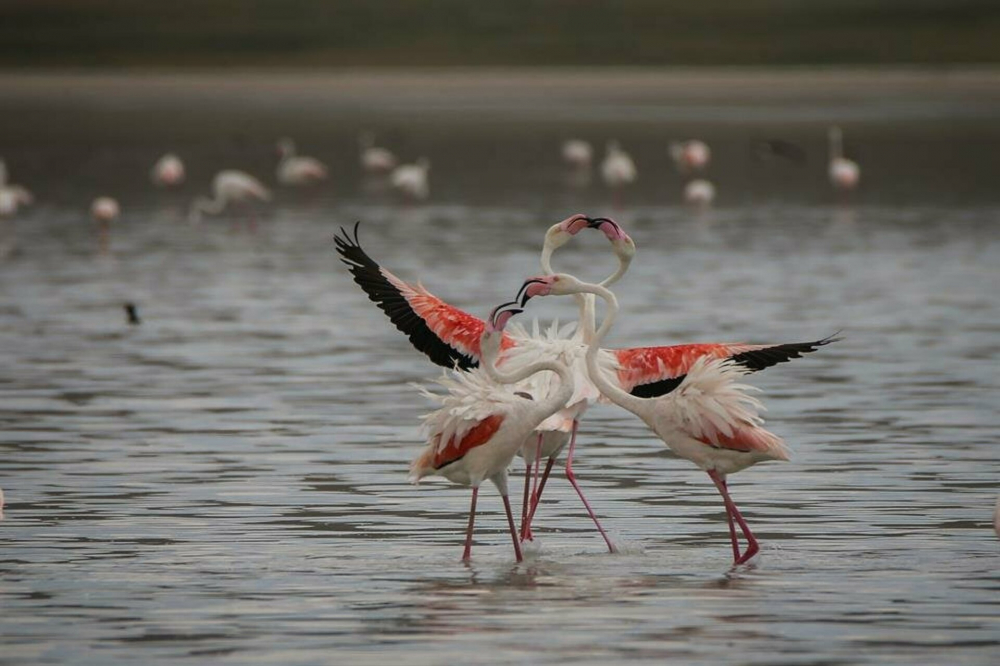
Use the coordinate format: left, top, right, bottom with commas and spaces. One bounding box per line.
462, 487, 478, 562
501, 493, 523, 563
524, 455, 556, 536
708, 470, 759, 564
522, 434, 543, 540
520, 462, 531, 538
564, 421, 615, 553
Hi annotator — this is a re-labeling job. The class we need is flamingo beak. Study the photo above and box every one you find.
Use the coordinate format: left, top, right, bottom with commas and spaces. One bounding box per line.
516, 278, 549, 306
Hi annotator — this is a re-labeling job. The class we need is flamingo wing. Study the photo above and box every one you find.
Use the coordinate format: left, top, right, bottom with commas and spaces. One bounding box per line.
666, 358, 789, 460
617, 334, 839, 398
335, 223, 511, 369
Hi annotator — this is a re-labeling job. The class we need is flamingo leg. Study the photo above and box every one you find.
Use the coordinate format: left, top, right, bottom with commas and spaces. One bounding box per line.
501, 493, 524, 563
522, 434, 543, 541
520, 462, 531, 538
563, 420, 615, 553
524, 454, 556, 536
708, 470, 759, 564
462, 487, 478, 562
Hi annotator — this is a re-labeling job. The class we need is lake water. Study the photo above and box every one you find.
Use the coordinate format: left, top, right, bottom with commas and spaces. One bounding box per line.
1, 71, 998, 665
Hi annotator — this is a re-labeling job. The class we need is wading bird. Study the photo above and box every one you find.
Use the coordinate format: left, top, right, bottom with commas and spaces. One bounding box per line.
391, 158, 430, 201
189, 170, 271, 226
276, 138, 328, 186
601, 141, 637, 206
359, 132, 398, 174
411, 302, 574, 563
669, 140, 711, 174
828, 127, 860, 193
91, 196, 120, 253
684, 179, 716, 207
151, 153, 185, 187
562, 139, 593, 169
518, 273, 834, 564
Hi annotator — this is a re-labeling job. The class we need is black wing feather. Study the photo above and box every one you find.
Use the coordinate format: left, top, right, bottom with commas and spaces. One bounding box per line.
629, 333, 841, 398
335, 222, 479, 370
729, 333, 841, 373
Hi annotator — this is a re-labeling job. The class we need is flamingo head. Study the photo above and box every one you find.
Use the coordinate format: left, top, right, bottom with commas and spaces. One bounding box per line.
482, 301, 522, 359
543, 213, 590, 252
588, 217, 636, 265
516, 273, 584, 306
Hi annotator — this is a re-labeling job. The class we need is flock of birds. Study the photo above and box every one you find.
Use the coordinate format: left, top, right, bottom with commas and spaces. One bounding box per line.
336, 215, 841, 564
0, 126, 860, 236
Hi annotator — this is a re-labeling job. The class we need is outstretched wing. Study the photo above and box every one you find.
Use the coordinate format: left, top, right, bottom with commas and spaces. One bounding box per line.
616, 334, 840, 398
335, 223, 512, 369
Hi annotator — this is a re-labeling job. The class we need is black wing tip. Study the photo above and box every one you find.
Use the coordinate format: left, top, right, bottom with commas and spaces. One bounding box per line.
815, 330, 845, 347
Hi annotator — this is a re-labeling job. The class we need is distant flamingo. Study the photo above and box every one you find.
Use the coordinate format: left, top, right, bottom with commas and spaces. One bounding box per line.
359, 132, 398, 174
601, 141, 637, 206
0, 159, 34, 217
828, 127, 860, 193
411, 302, 574, 562
519, 273, 816, 564
151, 153, 185, 187
684, 179, 716, 207
189, 170, 271, 226
562, 139, 593, 169
0, 185, 33, 218
276, 138, 328, 186
91, 196, 120, 253
391, 158, 430, 201
670, 140, 711, 174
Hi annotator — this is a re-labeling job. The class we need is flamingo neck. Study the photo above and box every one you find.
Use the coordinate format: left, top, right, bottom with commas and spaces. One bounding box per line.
580, 282, 646, 414
482, 339, 574, 421
540, 238, 631, 345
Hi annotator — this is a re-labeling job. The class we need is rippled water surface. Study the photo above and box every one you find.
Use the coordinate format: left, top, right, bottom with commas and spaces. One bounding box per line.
1, 73, 998, 665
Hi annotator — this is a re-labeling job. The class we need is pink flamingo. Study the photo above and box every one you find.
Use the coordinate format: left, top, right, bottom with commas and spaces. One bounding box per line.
828, 127, 860, 193
189, 170, 271, 227
411, 302, 573, 563
670, 140, 711, 174
518, 273, 828, 565
91, 196, 120, 253
276, 138, 328, 186
151, 153, 185, 188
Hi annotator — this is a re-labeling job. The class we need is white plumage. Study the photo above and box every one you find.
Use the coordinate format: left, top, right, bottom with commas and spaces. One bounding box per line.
151, 153, 185, 187
189, 170, 271, 223
601, 140, 637, 189
391, 158, 430, 200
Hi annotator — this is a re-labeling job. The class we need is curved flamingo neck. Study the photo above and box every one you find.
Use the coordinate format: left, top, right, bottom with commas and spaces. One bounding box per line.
541, 238, 631, 344
482, 336, 574, 422
579, 282, 646, 414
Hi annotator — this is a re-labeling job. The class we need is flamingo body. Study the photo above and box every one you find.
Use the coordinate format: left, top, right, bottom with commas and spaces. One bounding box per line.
189, 170, 271, 222
277, 139, 328, 186
601, 141, 637, 189
562, 139, 593, 169
151, 153, 185, 187
670, 140, 711, 173
0, 185, 33, 217
391, 159, 430, 200
828, 127, 860, 191
91, 197, 120, 222
359, 133, 398, 173
684, 179, 716, 206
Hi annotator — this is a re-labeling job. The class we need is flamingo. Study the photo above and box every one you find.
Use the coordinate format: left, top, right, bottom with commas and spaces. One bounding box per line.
411, 301, 574, 563
601, 141, 636, 206
518, 273, 832, 564
151, 153, 185, 187
828, 127, 860, 192
391, 158, 430, 201
189, 170, 271, 225
669, 140, 711, 174
0, 160, 34, 217
684, 179, 716, 207
359, 132, 398, 174
91, 196, 120, 253
276, 138, 328, 186
562, 139, 593, 169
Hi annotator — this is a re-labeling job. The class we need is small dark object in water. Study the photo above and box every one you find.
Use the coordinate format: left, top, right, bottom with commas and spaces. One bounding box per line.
752, 139, 807, 165
124, 302, 141, 325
